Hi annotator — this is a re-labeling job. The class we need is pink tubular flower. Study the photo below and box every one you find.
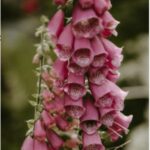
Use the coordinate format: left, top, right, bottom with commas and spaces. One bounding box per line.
88, 67, 106, 85
101, 37, 123, 69
42, 71, 53, 88
73, 38, 94, 67
79, 0, 94, 9
44, 96, 65, 114
72, 5, 101, 38
42, 89, 54, 102
64, 73, 86, 100
108, 112, 133, 141
68, 59, 88, 75
94, 0, 112, 16
91, 36, 108, 68
48, 10, 64, 45
34, 120, 46, 141
53, 0, 67, 5
55, 23, 74, 61
83, 132, 105, 150
64, 94, 85, 118
21, 136, 34, 150
47, 129, 64, 150
41, 110, 55, 128
34, 140, 48, 150
100, 11, 120, 37
55, 115, 70, 131
80, 99, 100, 135
99, 108, 117, 127
90, 80, 127, 110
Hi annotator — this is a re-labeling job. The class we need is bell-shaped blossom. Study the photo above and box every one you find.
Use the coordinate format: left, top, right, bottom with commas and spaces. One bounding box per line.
100, 11, 120, 37
42, 89, 54, 102
106, 69, 120, 82
108, 112, 133, 141
90, 80, 127, 110
91, 36, 108, 68
21, 136, 34, 150
34, 120, 46, 141
64, 94, 85, 118
83, 132, 105, 150
79, 0, 94, 9
94, 0, 112, 16
55, 115, 70, 130
68, 59, 88, 75
72, 5, 101, 38
80, 99, 100, 135
99, 108, 117, 127
55, 24, 74, 61
41, 110, 55, 128
34, 140, 48, 150
88, 67, 106, 85
73, 38, 94, 67
44, 96, 65, 114
47, 129, 64, 150
64, 73, 86, 100
53, 0, 67, 5
48, 10, 64, 45
101, 37, 123, 69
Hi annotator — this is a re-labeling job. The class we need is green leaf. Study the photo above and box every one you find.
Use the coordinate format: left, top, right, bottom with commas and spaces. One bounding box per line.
29, 100, 37, 107
40, 15, 49, 24
26, 127, 34, 136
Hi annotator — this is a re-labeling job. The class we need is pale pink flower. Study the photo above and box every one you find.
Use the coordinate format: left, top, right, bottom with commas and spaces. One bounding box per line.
34, 120, 46, 141
48, 10, 64, 45
90, 80, 127, 110
42, 89, 54, 102
55, 115, 70, 131
72, 5, 101, 38
41, 110, 55, 128
91, 36, 108, 68
55, 23, 74, 61
47, 129, 64, 150
108, 112, 133, 141
64, 73, 86, 100
80, 99, 100, 135
64, 94, 85, 118
73, 38, 94, 67
21, 136, 34, 150
34, 140, 48, 150
83, 132, 105, 150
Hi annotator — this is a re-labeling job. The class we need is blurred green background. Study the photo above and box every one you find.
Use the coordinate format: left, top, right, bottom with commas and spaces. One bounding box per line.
2, 0, 149, 150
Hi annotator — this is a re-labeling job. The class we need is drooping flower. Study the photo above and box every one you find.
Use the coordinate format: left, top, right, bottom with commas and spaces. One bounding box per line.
34, 120, 46, 141
55, 115, 70, 131
91, 36, 108, 68
41, 110, 55, 128
94, 0, 112, 16
53, 0, 67, 5
108, 112, 133, 141
72, 5, 101, 38
48, 10, 64, 45
68, 59, 88, 75
64, 73, 86, 100
88, 67, 106, 85
100, 11, 120, 37
73, 38, 94, 67
64, 94, 85, 119
55, 23, 74, 61
34, 140, 48, 150
47, 129, 64, 150
21, 136, 34, 150
83, 132, 105, 150
80, 99, 100, 135
44, 96, 65, 114
79, 0, 94, 9
90, 80, 127, 110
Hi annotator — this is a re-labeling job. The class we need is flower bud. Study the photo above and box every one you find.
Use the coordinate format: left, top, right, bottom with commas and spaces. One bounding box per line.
21, 136, 34, 150
79, 0, 94, 9
34, 140, 48, 150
